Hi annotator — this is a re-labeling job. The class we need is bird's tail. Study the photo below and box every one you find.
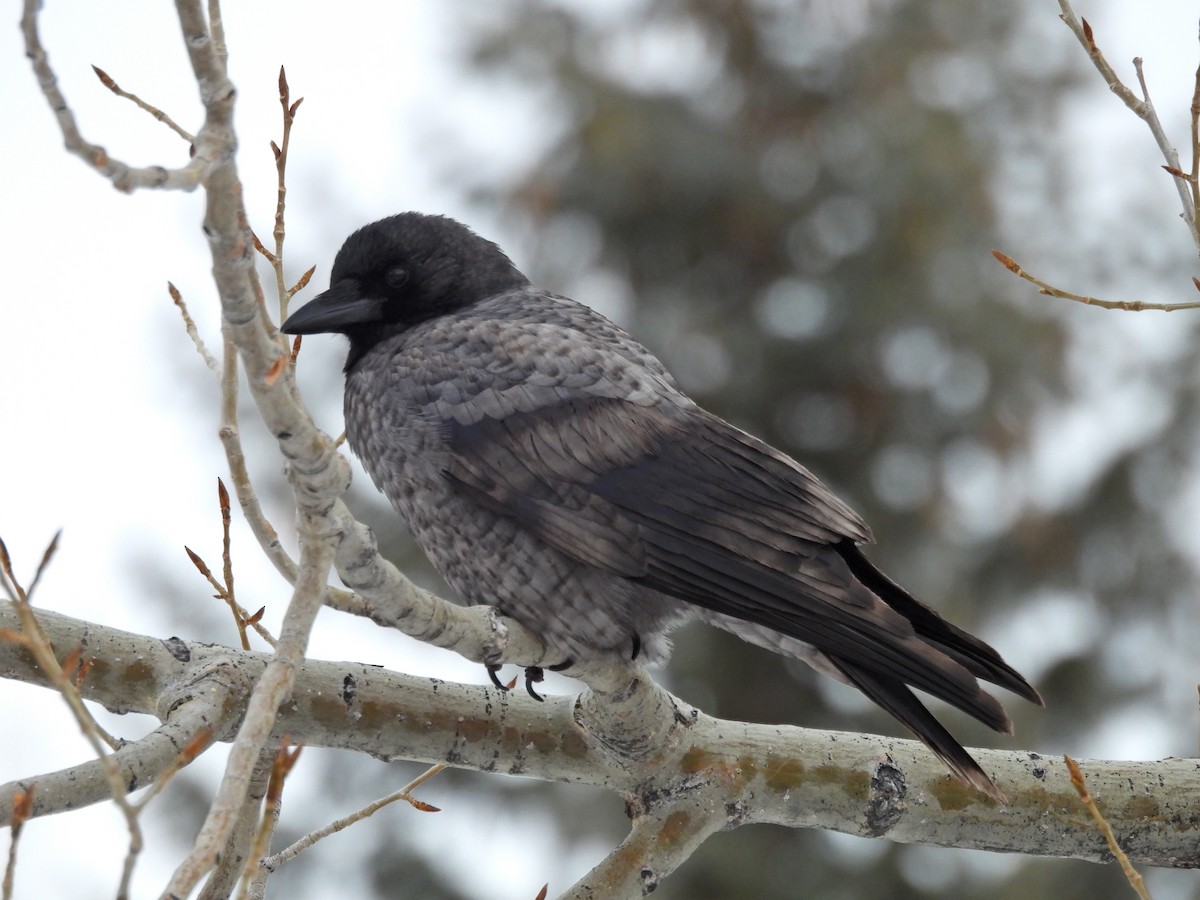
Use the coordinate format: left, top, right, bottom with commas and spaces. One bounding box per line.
837, 542, 1043, 707
828, 658, 1008, 802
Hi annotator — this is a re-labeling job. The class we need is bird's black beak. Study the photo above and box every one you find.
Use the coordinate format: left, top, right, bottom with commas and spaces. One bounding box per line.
280, 279, 384, 335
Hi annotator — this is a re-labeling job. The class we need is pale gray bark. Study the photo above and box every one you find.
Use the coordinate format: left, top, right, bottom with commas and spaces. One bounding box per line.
3, 601, 1198, 875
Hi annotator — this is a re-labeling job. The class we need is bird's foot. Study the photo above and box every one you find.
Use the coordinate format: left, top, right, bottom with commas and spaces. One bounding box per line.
485, 663, 507, 691
524, 666, 545, 701
486, 660, 573, 702
527, 657, 574, 700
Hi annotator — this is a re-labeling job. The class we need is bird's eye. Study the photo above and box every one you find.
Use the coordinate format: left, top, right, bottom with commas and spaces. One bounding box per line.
384, 266, 409, 289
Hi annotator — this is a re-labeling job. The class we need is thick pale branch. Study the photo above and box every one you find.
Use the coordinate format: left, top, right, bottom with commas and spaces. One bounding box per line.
3, 602, 1197, 869
0, 661, 239, 822
563, 789, 728, 898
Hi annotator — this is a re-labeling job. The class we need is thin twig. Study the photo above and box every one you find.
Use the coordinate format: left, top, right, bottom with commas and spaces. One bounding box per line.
272, 67, 302, 323
1064, 756, 1152, 899
91, 65, 195, 143
262, 764, 446, 871
170, 283, 220, 373
1191, 23, 1200, 215
0, 534, 144, 895
1057, 0, 1199, 251
216, 478, 248, 649
184, 544, 274, 650
3, 787, 33, 900
20, 529, 60, 604
991, 251, 1200, 310
237, 739, 302, 897
202, 749, 274, 900
216, 330, 280, 647
21, 0, 211, 192
162, 521, 333, 898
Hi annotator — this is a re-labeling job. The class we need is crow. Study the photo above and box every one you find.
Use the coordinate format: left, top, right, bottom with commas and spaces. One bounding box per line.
281, 212, 1042, 800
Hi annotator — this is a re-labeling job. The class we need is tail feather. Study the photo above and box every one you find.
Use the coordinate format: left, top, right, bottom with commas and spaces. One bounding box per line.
838, 542, 1044, 707
830, 658, 1007, 803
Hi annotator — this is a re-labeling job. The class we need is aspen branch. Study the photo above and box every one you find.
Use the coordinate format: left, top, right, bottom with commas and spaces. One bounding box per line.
1057, 0, 1198, 248
563, 788, 727, 897
21, 1, 213, 192
0, 663, 237, 822
2, 601, 1198, 870
997, 2, 1200, 311
991, 251, 1200, 311
90, 64, 195, 143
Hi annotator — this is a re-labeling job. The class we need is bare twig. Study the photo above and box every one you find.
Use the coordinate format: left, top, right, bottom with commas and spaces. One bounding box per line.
23, 530, 60, 603
21, 1, 211, 192
1057, 0, 1199, 250
991, 251, 1200, 311
170, 282, 220, 373
0, 537, 122, 757
3, 787, 33, 900
184, 479, 276, 650
163, 527, 333, 898
1065, 756, 1153, 899
562, 786, 727, 898
91, 65, 195, 143
249, 67, 309, 323
216, 478, 248, 648
1190, 25, 1200, 214
202, 750, 274, 900
0, 533, 145, 896
288, 265, 316, 303
132, 727, 217, 812
216, 319, 294, 593
237, 738, 303, 896
272, 67, 303, 323
261, 763, 445, 872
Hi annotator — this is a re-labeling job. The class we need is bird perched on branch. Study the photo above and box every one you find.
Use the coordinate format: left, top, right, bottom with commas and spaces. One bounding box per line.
281, 212, 1042, 801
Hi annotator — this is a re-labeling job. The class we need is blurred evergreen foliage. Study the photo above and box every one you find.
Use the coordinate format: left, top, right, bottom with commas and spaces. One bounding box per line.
387, 1, 1200, 897
273, 2, 1199, 897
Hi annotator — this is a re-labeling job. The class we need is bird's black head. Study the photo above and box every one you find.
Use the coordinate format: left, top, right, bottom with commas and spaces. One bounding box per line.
280, 212, 530, 370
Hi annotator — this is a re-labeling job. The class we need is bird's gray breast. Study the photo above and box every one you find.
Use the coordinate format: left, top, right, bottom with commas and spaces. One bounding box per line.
340, 296, 687, 660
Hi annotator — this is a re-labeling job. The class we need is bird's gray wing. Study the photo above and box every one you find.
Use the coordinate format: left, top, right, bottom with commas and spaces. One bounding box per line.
445, 395, 1017, 733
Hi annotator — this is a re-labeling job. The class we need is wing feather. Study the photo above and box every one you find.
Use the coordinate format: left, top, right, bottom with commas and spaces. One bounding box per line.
445, 395, 1031, 733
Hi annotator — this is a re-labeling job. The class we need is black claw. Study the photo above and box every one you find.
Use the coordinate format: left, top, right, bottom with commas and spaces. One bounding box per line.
631, 633, 642, 660
486, 663, 507, 691
547, 657, 574, 672
524, 666, 545, 702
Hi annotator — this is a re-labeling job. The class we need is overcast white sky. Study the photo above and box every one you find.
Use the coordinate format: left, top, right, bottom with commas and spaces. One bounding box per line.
3, 2, 1200, 898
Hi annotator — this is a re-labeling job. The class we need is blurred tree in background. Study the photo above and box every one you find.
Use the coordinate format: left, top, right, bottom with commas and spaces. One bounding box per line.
188, 1, 1198, 897
374, 0, 1194, 897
